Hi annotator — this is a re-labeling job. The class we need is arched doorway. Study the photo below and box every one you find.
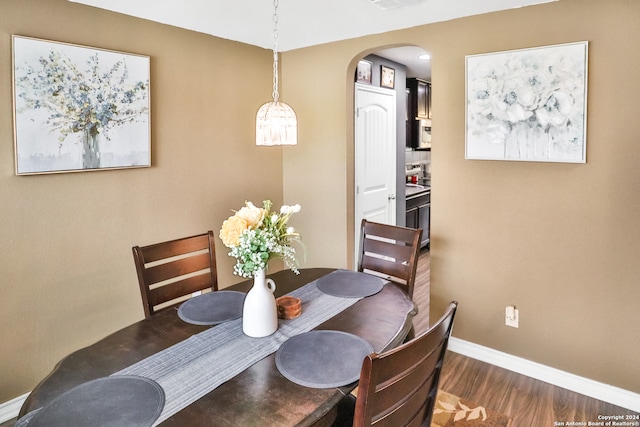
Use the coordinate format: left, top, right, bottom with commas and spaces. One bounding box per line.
352, 45, 431, 253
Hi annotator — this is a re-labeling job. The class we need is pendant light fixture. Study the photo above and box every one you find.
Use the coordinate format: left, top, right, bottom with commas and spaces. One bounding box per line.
256, 0, 297, 146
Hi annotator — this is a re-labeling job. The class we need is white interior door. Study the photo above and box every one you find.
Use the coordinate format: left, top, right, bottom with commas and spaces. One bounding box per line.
355, 83, 397, 262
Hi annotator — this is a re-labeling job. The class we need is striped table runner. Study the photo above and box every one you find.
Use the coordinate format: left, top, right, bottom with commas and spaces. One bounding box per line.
115, 271, 375, 425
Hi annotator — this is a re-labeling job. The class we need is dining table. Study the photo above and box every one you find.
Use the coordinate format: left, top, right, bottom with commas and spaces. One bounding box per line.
18, 268, 417, 427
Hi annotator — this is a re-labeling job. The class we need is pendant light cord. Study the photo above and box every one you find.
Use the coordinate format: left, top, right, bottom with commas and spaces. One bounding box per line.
272, 0, 280, 103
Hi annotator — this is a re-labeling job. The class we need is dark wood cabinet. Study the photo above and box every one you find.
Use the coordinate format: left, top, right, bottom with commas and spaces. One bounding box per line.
418, 201, 430, 247
406, 78, 431, 149
407, 78, 431, 119
405, 206, 418, 229
406, 190, 430, 248
416, 79, 429, 118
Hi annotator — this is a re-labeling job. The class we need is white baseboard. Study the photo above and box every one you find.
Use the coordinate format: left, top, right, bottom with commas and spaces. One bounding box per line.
2, 339, 638, 422
447, 337, 640, 413
0, 392, 28, 424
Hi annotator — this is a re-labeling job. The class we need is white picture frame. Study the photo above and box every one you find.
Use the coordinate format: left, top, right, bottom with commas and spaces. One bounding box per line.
356, 59, 372, 84
465, 41, 588, 163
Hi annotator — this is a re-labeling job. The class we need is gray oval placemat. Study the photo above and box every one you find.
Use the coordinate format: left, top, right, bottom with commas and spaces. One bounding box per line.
275, 330, 373, 388
16, 375, 164, 427
316, 269, 385, 298
178, 291, 245, 325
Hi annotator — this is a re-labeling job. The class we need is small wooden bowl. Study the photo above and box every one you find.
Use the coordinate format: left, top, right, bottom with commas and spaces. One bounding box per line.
277, 296, 302, 319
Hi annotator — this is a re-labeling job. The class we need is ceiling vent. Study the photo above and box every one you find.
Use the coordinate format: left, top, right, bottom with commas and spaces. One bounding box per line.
370, 0, 422, 10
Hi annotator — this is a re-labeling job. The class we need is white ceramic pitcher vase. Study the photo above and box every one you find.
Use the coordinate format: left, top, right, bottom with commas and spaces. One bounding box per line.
242, 269, 278, 337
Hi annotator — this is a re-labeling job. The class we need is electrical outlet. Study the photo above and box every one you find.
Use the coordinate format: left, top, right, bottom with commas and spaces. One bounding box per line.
505, 306, 519, 328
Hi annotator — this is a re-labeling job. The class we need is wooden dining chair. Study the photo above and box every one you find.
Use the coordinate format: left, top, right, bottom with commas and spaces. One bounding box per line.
357, 219, 423, 299
333, 301, 458, 427
132, 231, 218, 319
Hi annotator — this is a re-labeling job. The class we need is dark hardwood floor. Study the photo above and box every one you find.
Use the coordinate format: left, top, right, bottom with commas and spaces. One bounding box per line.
414, 249, 639, 426
438, 351, 639, 425
3, 251, 636, 427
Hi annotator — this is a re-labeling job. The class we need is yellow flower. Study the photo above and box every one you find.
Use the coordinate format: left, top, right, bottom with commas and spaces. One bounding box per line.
236, 201, 265, 229
219, 215, 249, 248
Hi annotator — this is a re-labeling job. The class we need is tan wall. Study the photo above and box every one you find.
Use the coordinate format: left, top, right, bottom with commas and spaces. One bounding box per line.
0, 0, 284, 401
283, 0, 640, 393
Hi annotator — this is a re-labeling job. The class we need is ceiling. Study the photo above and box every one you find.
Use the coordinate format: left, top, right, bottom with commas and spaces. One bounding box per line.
374, 45, 432, 79
68, 0, 555, 79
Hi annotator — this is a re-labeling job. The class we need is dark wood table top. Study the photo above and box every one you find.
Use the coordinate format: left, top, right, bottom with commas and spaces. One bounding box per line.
19, 268, 416, 426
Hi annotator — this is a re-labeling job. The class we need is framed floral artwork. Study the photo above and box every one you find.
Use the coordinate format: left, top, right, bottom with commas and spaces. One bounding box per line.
465, 41, 588, 163
12, 36, 151, 175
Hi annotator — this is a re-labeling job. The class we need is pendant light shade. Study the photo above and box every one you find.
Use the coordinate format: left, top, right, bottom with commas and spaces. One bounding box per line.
256, 0, 297, 146
256, 101, 297, 146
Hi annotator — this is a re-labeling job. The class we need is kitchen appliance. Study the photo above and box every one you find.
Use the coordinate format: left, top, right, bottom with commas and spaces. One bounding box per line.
419, 119, 431, 149
418, 161, 430, 184
406, 162, 430, 185
405, 163, 421, 184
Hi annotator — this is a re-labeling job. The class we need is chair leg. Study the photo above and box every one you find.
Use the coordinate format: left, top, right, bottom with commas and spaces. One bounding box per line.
331, 392, 356, 427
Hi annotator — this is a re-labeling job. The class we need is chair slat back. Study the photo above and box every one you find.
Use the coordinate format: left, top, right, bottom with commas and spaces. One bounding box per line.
358, 219, 423, 298
353, 302, 458, 427
132, 231, 218, 319
138, 233, 212, 263
143, 252, 213, 285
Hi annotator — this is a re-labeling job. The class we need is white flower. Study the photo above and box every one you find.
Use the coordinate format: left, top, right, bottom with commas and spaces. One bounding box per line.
535, 91, 573, 127
280, 204, 301, 215
286, 227, 295, 234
